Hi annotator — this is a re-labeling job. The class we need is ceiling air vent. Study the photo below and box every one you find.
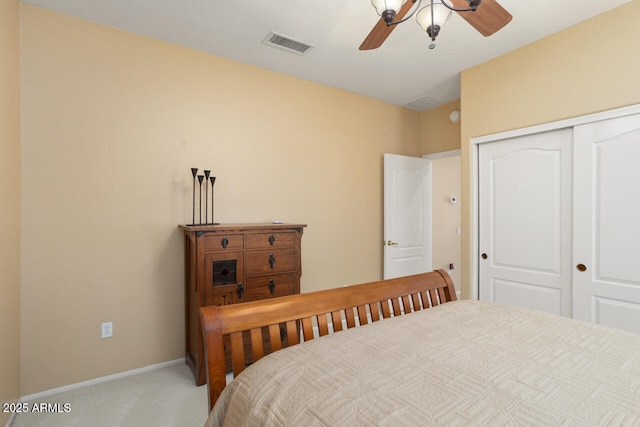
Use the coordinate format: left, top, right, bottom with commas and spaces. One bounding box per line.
262, 32, 314, 56
404, 96, 443, 111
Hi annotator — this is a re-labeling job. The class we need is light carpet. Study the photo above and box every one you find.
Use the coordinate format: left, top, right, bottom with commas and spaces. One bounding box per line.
11, 363, 209, 427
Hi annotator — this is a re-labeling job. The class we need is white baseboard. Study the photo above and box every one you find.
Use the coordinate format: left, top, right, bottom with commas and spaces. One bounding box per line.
19, 358, 183, 403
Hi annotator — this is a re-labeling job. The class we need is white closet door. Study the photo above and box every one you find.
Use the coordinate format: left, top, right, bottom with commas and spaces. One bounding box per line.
573, 113, 640, 334
479, 129, 573, 316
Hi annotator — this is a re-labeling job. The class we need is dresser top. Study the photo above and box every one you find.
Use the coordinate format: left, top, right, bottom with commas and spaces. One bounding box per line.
179, 223, 307, 233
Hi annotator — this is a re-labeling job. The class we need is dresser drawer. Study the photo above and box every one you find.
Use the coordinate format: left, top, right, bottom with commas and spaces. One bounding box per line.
201, 233, 243, 251
246, 232, 296, 249
245, 274, 296, 301
245, 248, 296, 276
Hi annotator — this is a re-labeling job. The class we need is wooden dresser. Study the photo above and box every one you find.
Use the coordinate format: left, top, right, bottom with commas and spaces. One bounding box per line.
179, 223, 306, 385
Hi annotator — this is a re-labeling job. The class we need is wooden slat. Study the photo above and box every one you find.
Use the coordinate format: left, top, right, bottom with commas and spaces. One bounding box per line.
369, 302, 380, 322
201, 270, 457, 410
268, 324, 282, 351
302, 317, 314, 340
317, 313, 329, 336
429, 289, 439, 307
331, 311, 343, 332
249, 328, 264, 363
381, 300, 391, 318
401, 295, 412, 313
391, 297, 401, 315
285, 320, 299, 345
411, 293, 421, 311
230, 331, 245, 377
345, 308, 356, 328
357, 305, 368, 325
421, 290, 431, 308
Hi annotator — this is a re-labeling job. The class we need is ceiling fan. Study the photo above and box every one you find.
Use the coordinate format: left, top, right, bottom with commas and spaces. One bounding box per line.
360, 0, 512, 50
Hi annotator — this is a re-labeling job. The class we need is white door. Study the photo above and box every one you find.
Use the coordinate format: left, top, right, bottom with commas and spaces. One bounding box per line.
573, 113, 640, 333
478, 129, 573, 316
383, 154, 431, 279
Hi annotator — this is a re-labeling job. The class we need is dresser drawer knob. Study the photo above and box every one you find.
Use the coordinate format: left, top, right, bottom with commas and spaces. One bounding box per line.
269, 279, 276, 294
221, 237, 229, 249
237, 282, 244, 299
269, 253, 276, 269
269, 234, 276, 245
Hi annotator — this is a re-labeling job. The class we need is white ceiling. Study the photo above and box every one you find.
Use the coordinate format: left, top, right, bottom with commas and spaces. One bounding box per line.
23, 0, 631, 110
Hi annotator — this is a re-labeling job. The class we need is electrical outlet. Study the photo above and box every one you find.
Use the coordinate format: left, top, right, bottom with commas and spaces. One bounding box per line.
101, 322, 113, 338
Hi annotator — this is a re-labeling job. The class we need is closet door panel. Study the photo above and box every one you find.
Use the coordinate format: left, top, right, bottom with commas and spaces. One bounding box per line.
478, 129, 573, 317
573, 112, 640, 334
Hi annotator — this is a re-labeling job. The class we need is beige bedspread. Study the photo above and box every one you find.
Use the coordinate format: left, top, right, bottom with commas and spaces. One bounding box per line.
207, 300, 640, 426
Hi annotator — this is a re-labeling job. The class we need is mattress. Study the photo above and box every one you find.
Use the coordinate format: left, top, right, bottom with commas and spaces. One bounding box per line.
207, 300, 640, 426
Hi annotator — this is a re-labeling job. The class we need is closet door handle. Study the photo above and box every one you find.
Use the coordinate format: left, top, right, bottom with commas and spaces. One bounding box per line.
576, 263, 587, 272
481, 253, 488, 260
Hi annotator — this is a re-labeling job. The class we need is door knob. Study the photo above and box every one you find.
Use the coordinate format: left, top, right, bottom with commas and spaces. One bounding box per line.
481, 253, 488, 259
576, 263, 587, 272
385, 240, 399, 246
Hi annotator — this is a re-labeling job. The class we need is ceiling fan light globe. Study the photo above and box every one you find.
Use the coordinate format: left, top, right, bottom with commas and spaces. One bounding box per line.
371, 0, 407, 17
416, 3, 453, 32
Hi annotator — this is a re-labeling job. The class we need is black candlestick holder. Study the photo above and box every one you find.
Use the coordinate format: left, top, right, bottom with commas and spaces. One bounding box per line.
190, 168, 198, 225
197, 175, 204, 225
204, 170, 210, 224
187, 167, 219, 226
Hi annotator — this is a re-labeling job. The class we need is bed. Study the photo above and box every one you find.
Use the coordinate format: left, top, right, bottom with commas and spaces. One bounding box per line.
200, 270, 640, 426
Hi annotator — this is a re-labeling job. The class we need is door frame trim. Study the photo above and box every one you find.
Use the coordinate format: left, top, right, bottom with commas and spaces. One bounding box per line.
470, 103, 640, 300
424, 149, 460, 160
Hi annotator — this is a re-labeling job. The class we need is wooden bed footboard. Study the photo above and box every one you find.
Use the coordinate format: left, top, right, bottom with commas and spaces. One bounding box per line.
199, 270, 457, 410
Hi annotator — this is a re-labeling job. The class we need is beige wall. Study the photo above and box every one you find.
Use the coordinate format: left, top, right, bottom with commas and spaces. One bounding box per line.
459, 1, 640, 297
19, 3, 421, 394
0, 0, 21, 422
420, 100, 461, 154
430, 156, 461, 288
420, 100, 461, 296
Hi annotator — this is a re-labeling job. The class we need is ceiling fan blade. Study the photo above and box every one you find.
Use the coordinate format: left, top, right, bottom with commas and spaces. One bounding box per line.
359, 1, 417, 51
450, 0, 512, 37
